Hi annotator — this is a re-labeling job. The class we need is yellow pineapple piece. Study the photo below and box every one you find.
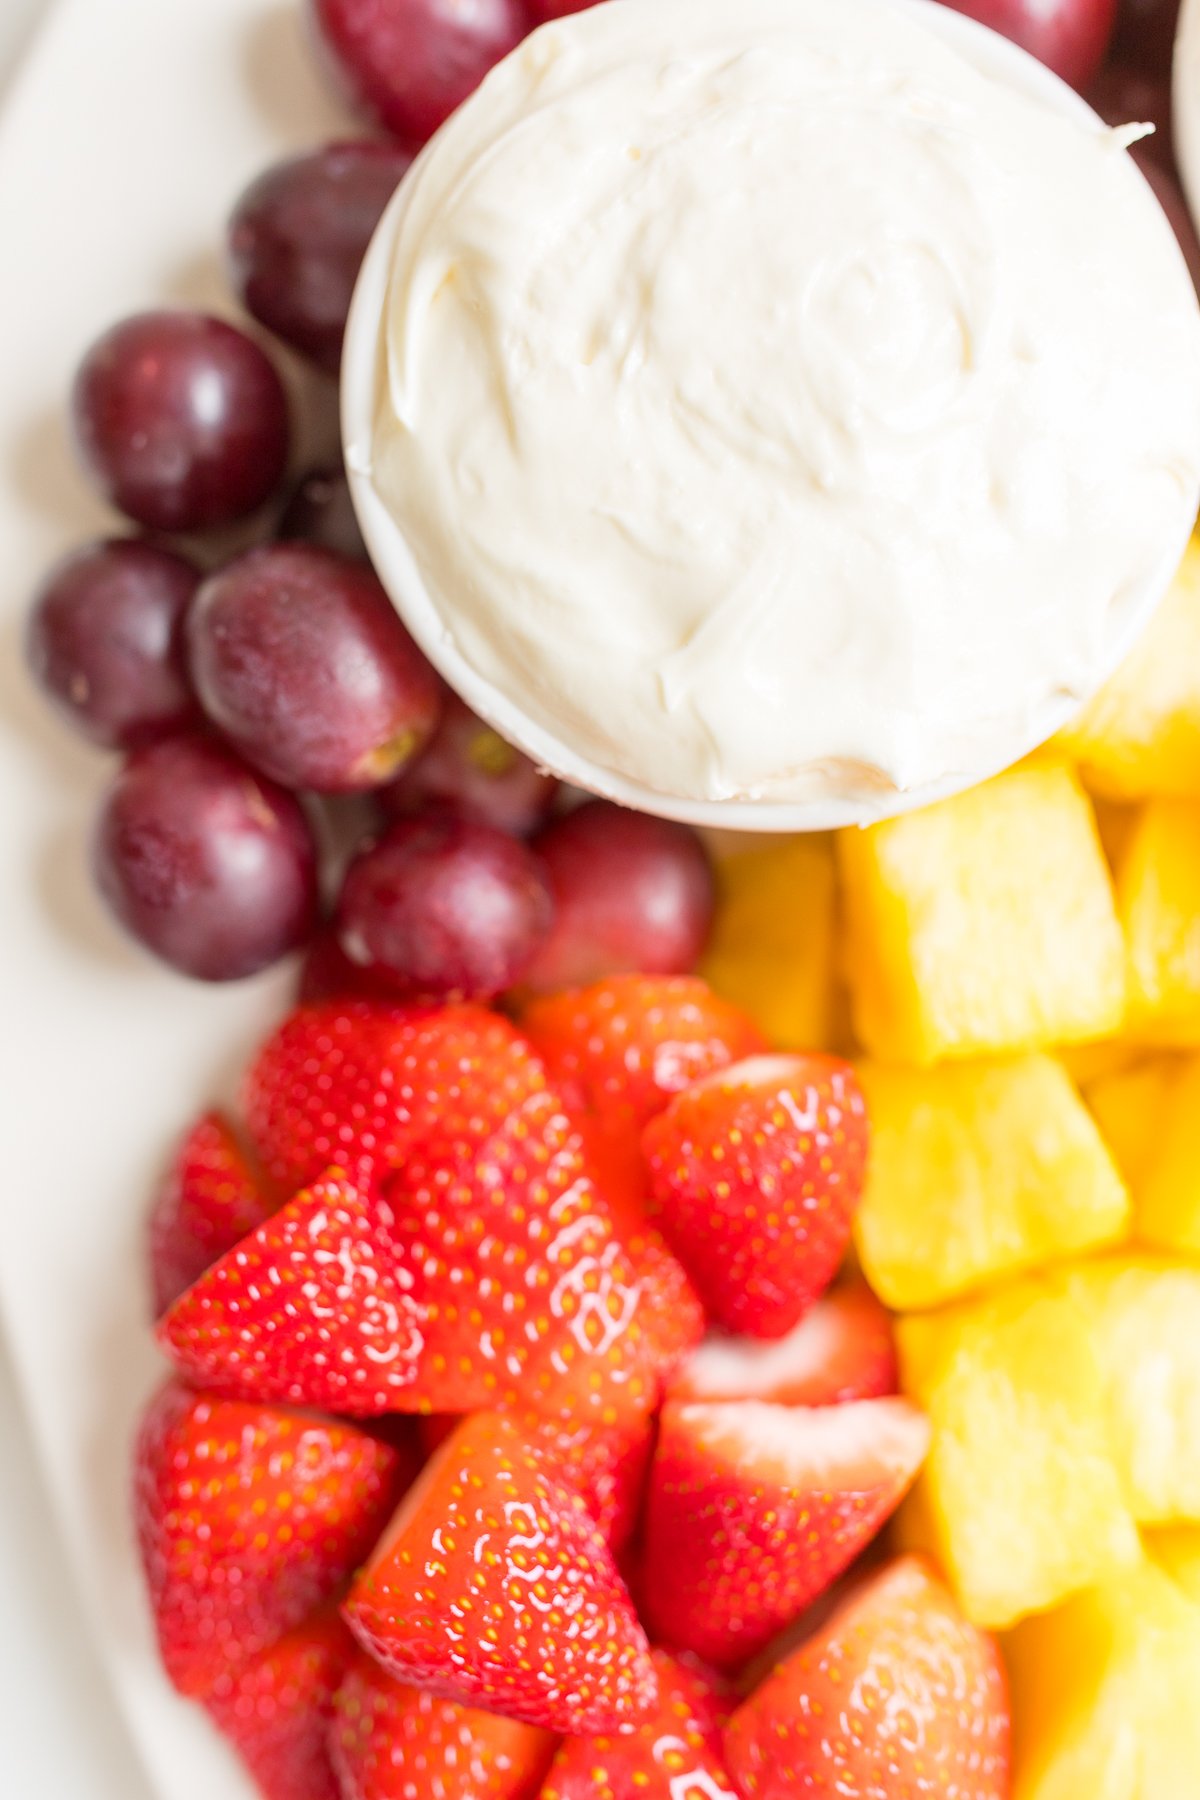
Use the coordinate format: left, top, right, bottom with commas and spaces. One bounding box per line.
855, 1056, 1129, 1310
897, 1280, 1137, 1629
1149, 1524, 1200, 1606
838, 764, 1125, 1065
699, 835, 839, 1049
1114, 798, 1200, 1043
1006, 1550, 1200, 1800
1057, 1037, 1142, 1087
1138, 1055, 1200, 1251
1064, 1256, 1200, 1524
1055, 537, 1200, 801
1085, 1056, 1179, 1193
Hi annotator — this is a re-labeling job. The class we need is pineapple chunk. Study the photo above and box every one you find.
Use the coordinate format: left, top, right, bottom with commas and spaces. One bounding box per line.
1149, 1524, 1200, 1606
1114, 798, 1200, 1043
1138, 1055, 1200, 1251
1065, 1256, 1200, 1524
855, 1056, 1129, 1310
898, 1280, 1137, 1629
1057, 1037, 1142, 1087
700, 835, 839, 1049
1006, 1550, 1200, 1800
1055, 537, 1200, 801
1085, 1056, 1179, 1194
838, 764, 1125, 1065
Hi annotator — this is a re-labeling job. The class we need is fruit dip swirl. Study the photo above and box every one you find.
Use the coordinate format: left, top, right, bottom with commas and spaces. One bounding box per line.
355, 0, 1200, 809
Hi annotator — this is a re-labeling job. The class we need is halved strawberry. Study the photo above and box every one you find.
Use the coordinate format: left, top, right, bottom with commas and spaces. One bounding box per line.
670, 1284, 897, 1407
344, 1411, 657, 1735
157, 1169, 426, 1416
637, 1396, 930, 1669
724, 1555, 1011, 1799
241, 1000, 547, 1195
540, 1646, 737, 1800
643, 1054, 868, 1338
383, 1089, 701, 1422
148, 1111, 274, 1315
522, 975, 765, 1167
205, 1610, 353, 1800
332, 1647, 557, 1799
135, 1382, 412, 1696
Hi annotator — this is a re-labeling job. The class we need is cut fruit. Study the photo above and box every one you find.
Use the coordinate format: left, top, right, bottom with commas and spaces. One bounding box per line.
344, 1411, 656, 1735
1055, 536, 1200, 800
1134, 1052, 1200, 1250
1005, 1549, 1200, 1800
148, 1110, 273, 1315
205, 1611, 352, 1800
855, 1055, 1129, 1310
897, 1279, 1138, 1629
699, 835, 840, 1049
638, 1396, 929, 1669
669, 1284, 896, 1407
1084, 1054, 1180, 1195
837, 763, 1126, 1064
725, 1555, 1010, 1800
1115, 798, 1200, 1042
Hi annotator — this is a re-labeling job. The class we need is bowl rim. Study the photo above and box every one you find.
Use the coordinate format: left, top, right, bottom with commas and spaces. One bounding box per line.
341, 0, 1200, 832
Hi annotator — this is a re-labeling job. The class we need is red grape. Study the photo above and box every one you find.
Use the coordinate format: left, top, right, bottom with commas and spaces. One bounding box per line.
307, 0, 527, 148
1111, 0, 1181, 76
526, 0, 590, 15
334, 809, 554, 1000
71, 312, 290, 533
92, 735, 319, 981
25, 539, 199, 749
522, 800, 714, 994
379, 692, 560, 835
277, 462, 367, 560
937, 0, 1117, 90
228, 141, 411, 374
187, 544, 442, 794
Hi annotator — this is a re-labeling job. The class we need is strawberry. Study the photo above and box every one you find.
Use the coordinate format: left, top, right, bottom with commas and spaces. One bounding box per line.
205, 1610, 353, 1800
344, 1410, 657, 1734
540, 1646, 738, 1800
522, 974, 765, 1172
332, 1647, 557, 1799
157, 1169, 426, 1416
383, 1088, 701, 1423
134, 1381, 411, 1696
637, 1396, 930, 1670
670, 1283, 897, 1407
642, 1054, 868, 1338
241, 1000, 547, 1195
724, 1555, 1011, 1800
148, 1110, 274, 1315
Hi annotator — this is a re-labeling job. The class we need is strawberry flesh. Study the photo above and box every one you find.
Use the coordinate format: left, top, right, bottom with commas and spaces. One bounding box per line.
205, 1610, 352, 1800
344, 1411, 657, 1735
638, 1396, 930, 1670
724, 1555, 1011, 1799
148, 1110, 273, 1315
671, 1283, 897, 1407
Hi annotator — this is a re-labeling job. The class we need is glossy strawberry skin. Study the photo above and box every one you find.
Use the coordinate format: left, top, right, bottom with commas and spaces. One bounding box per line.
344, 1411, 657, 1735
638, 1397, 930, 1671
157, 1169, 426, 1416
332, 1648, 557, 1800
670, 1284, 897, 1407
240, 1000, 548, 1196
205, 1610, 353, 1800
540, 1646, 738, 1800
134, 1382, 412, 1696
724, 1556, 1011, 1800
643, 1053, 868, 1338
148, 1111, 274, 1315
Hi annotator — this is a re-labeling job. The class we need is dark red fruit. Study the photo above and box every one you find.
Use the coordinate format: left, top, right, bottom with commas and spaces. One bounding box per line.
938, 0, 1116, 89
187, 545, 442, 794
335, 811, 554, 1000
526, 0, 590, 16
1112, 0, 1180, 76
278, 463, 367, 561
380, 693, 560, 836
523, 801, 713, 994
307, 0, 528, 148
92, 734, 319, 981
1087, 63, 1173, 167
71, 311, 290, 532
228, 142, 411, 374
25, 538, 200, 749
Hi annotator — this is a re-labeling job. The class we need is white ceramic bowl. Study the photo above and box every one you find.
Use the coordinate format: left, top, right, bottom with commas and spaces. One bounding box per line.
343, 0, 1198, 833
